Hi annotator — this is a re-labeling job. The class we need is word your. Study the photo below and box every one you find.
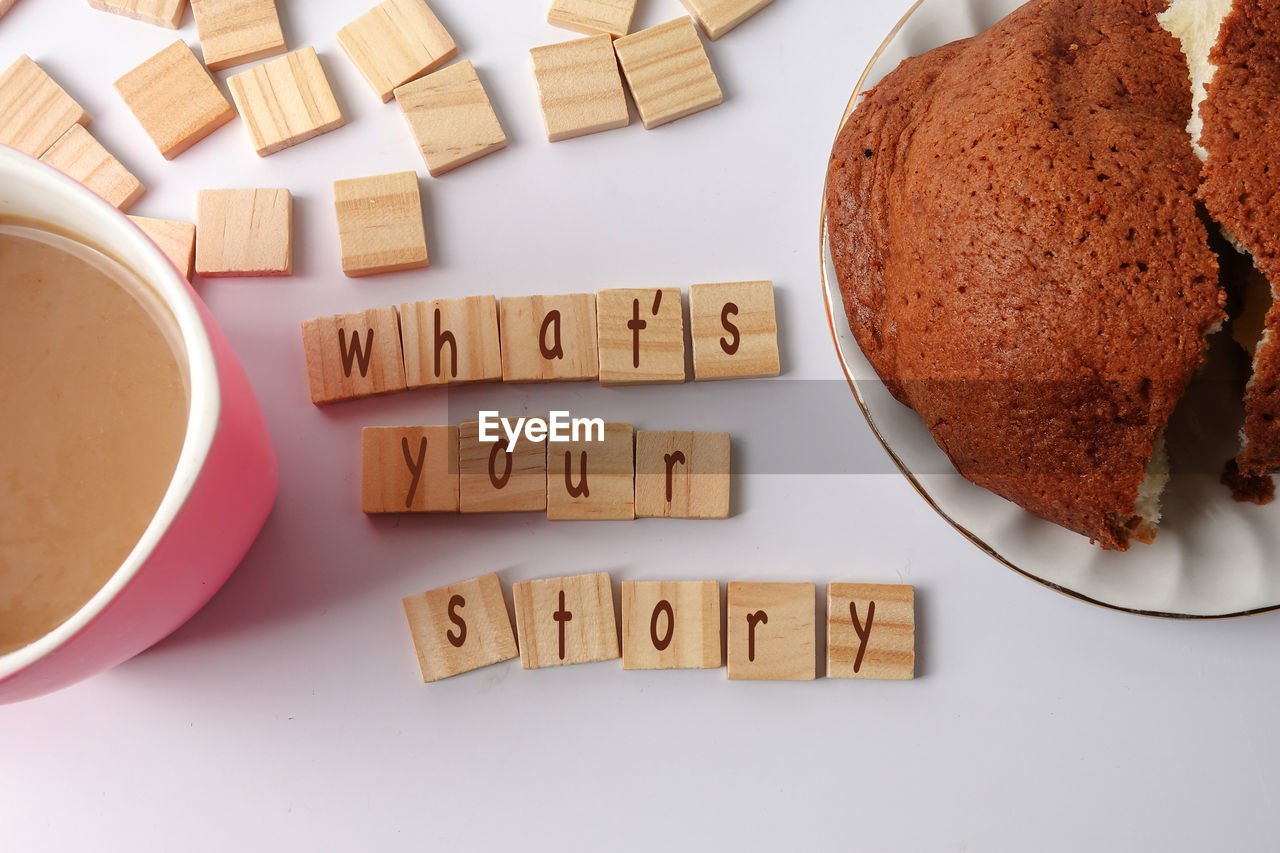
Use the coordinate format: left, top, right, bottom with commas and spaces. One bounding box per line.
476, 410, 603, 450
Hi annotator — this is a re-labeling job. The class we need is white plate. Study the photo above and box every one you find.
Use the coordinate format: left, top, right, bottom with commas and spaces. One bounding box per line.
820, 0, 1280, 617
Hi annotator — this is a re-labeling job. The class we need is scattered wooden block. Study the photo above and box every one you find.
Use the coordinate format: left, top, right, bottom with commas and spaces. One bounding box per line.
362, 426, 458, 513
399, 296, 502, 388
40, 125, 144, 211
678, 0, 772, 40
228, 47, 345, 157
596, 287, 686, 385
338, 0, 457, 103
189, 0, 286, 71
499, 294, 599, 382
547, 421, 634, 521
635, 431, 730, 519
88, 0, 186, 27
459, 417, 548, 513
301, 307, 407, 405
0, 0, 15, 18
530, 35, 629, 142
511, 572, 619, 669
689, 280, 780, 380
334, 171, 429, 277
195, 188, 292, 276
547, 0, 636, 38
827, 583, 915, 680
129, 216, 197, 280
395, 61, 506, 177
726, 582, 815, 681
403, 572, 518, 682
621, 580, 720, 670
613, 17, 722, 130
0, 55, 88, 158
114, 40, 234, 160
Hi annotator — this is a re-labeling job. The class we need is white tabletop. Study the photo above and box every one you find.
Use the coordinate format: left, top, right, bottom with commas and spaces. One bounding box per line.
3, 1, 1278, 850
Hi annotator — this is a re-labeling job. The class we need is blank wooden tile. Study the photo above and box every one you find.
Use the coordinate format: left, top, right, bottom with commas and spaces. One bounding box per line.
547, 421, 634, 521
596, 287, 685, 385
399, 296, 501, 388
827, 583, 915, 681
678, 0, 772, 40
0, 55, 88, 158
189, 0, 285, 71
334, 171, 429, 277
130, 216, 196, 279
395, 61, 506, 177
300, 307, 407, 405
530, 35, 629, 142
338, 0, 457, 103
689, 280, 779, 380
88, 0, 186, 28
403, 572, 518, 682
459, 417, 547, 513
0, 0, 15, 17
547, 0, 636, 37
195, 188, 292, 276
511, 572, 618, 669
635, 431, 729, 519
499, 294, 599, 382
726, 582, 815, 681
115, 41, 234, 159
362, 426, 458, 513
613, 17, 722, 130
621, 580, 720, 670
228, 47, 345, 157
40, 125, 144, 211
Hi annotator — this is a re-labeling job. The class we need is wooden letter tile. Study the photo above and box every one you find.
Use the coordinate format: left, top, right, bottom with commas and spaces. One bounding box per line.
635, 430, 729, 519
399, 296, 502, 388
403, 572, 518, 682
547, 421, 634, 521
189, 0, 286, 71
689, 280, 779, 380
395, 61, 506, 177
499, 294, 599, 382
0, 55, 88, 158
129, 216, 196, 279
511, 572, 618, 669
613, 17, 722, 130
621, 580, 720, 670
530, 35, 629, 142
459, 417, 547, 513
300, 307, 407, 404
678, 0, 772, 40
362, 426, 458, 513
338, 0, 457, 103
726, 582, 815, 681
88, 0, 187, 28
827, 583, 915, 681
334, 171, 429, 277
0, 0, 16, 17
596, 287, 685, 385
547, 0, 636, 38
228, 47, 345, 157
40, 125, 144, 211
115, 41, 234, 159
195, 188, 292, 276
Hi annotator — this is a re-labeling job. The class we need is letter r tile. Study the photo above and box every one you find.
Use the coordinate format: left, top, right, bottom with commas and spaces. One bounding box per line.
403, 572, 518, 682
726, 582, 815, 681
361, 426, 458, 513
827, 583, 915, 680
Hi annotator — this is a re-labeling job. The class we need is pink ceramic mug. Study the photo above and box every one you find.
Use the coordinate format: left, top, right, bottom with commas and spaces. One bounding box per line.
0, 147, 278, 704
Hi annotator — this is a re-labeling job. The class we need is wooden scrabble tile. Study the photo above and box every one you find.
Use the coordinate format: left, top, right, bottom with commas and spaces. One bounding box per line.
678, 0, 772, 40
689, 280, 779, 380
403, 572, 518, 682
635, 431, 729, 519
129, 216, 196, 279
338, 0, 457, 103
621, 580, 720, 670
511, 572, 618, 669
115, 41, 234, 159
228, 47, 345, 157
40, 125, 144, 211
530, 35, 629, 142
0, 55, 88, 158
395, 61, 506, 177
726, 582, 815, 681
399, 296, 501, 388
362, 426, 458, 513
88, 0, 187, 28
459, 417, 547, 513
596, 287, 685, 385
301, 307, 407, 405
499, 294, 599, 382
195, 188, 292, 276
334, 171, 429, 277
0, 0, 15, 18
547, 0, 636, 37
827, 583, 915, 681
189, 0, 285, 71
613, 17, 722, 130
547, 421, 634, 521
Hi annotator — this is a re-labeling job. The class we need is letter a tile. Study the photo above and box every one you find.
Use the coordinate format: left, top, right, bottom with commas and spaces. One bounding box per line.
499, 293, 599, 382
621, 580, 720, 670
511, 572, 619, 669
361, 426, 458, 513
547, 421, 634, 520
403, 572, 518, 682
827, 583, 915, 680
726, 582, 815, 681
